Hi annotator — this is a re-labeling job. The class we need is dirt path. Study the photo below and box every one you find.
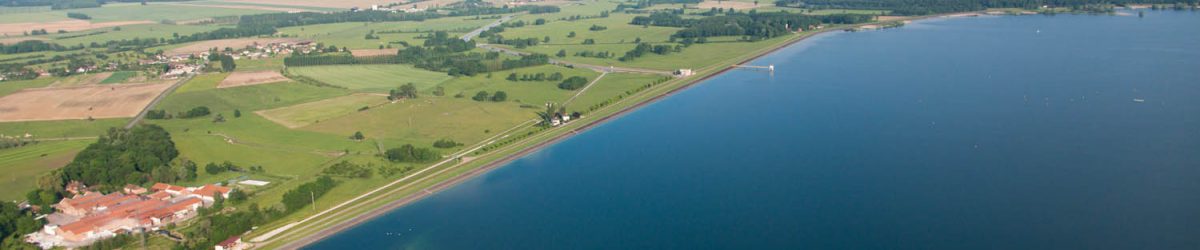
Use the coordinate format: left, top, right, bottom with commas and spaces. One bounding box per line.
563, 72, 606, 105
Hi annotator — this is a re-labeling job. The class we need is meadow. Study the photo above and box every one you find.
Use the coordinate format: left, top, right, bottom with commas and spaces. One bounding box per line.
287, 64, 453, 92
0, 139, 95, 201
0, 118, 129, 138
0, 77, 55, 97
275, 17, 492, 49
300, 96, 535, 150
148, 80, 367, 186
257, 93, 390, 128
566, 72, 665, 110
99, 71, 136, 84
50, 23, 230, 46
436, 64, 600, 106
0, 3, 277, 24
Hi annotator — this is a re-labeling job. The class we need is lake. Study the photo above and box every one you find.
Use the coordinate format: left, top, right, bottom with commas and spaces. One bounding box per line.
306, 10, 1200, 249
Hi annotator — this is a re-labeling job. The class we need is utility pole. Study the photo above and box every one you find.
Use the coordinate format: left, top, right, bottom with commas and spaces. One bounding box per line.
311, 191, 316, 213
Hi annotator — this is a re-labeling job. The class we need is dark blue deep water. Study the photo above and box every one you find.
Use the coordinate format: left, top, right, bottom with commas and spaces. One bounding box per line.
307, 11, 1200, 249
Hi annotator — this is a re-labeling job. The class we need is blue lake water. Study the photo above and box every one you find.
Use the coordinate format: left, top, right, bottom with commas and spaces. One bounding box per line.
307, 11, 1200, 249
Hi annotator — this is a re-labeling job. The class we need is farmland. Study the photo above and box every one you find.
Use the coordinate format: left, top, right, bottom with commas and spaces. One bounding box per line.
257, 93, 390, 128
0, 82, 172, 122
0, 139, 94, 201
275, 18, 492, 49
0, 3, 278, 24
219, 70, 289, 88
287, 64, 453, 92
0, 118, 128, 138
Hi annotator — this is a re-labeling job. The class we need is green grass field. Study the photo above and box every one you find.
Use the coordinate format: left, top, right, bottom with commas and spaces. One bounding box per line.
173, 73, 228, 94
235, 57, 286, 72
288, 64, 453, 92
0, 118, 129, 139
0, 77, 55, 97
99, 71, 135, 84
301, 96, 535, 149
566, 72, 665, 110
436, 64, 600, 106
159, 80, 350, 113
0, 2, 277, 24
51, 23, 230, 46
276, 17, 492, 49
257, 93, 389, 128
0, 139, 94, 201
148, 81, 367, 185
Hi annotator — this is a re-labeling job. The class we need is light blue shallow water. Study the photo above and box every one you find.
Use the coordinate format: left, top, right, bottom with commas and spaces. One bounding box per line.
308, 11, 1200, 249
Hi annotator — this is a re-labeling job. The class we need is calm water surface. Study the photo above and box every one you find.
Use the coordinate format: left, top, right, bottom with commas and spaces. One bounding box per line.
307, 11, 1200, 249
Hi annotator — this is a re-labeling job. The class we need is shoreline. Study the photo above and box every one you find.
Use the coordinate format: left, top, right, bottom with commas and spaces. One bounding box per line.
272, 11, 980, 249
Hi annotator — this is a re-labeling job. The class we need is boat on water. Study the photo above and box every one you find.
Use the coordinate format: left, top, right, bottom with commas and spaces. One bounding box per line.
1133, 98, 1146, 103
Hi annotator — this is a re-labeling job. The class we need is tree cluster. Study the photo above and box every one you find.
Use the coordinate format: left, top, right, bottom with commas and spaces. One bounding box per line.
0, 202, 42, 249
506, 72, 564, 81
58, 125, 179, 189
66, 12, 91, 20
470, 90, 507, 102
557, 76, 589, 90
281, 176, 338, 213
322, 161, 373, 179
384, 144, 441, 163
432, 139, 464, 148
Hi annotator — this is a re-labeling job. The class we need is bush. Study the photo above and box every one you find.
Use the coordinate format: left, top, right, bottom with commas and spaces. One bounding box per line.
67, 12, 91, 20
491, 91, 508, 102
179, 106, 211, 118
384, 144, 440, 163
322, 160, 373, 178
281, 176, 338, 213
557, 76, 589, 90
432, 139, 463, 148
472, 91, 490, 101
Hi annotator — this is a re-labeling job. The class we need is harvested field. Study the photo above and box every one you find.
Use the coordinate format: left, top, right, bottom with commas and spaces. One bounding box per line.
169, 38, 307, 55
696, 1, 762, 10
350, 49, 397, 57
0, 20, 153, 36
0, 83, 172, 122
219, 70, 289, 88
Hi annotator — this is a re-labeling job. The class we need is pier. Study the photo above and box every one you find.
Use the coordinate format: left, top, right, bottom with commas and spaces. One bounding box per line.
733, 64, 775, 72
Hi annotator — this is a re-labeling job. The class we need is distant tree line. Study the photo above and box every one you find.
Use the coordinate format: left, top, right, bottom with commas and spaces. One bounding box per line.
471, 90, 507, 102
634, 12, 874, 39
281, 176, 338, 213
0, 40, 75, 54
774, 0, 1193, 15
322, 161, 373, 179
283, 54, 401, 66
557, 76, 589, 90
66, 12, 90, 20
384, 144, 441, 163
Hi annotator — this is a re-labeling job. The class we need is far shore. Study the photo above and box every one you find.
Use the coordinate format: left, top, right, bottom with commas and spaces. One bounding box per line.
264, 10, 991, 250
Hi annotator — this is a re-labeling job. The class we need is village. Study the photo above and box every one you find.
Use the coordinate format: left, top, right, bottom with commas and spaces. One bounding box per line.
23, 182, 246, 250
